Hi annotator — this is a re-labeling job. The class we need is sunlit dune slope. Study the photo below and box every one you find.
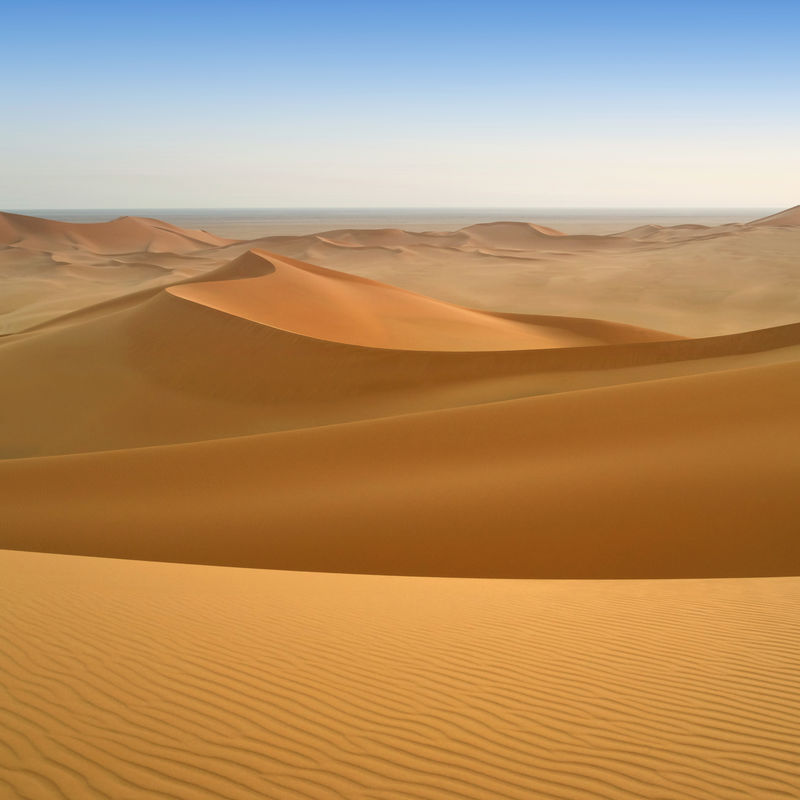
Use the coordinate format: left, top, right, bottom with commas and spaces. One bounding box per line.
749, 204, 800, 226
169, 250, 676, 350
3, 548, 799, 800
2, 360, 799, 578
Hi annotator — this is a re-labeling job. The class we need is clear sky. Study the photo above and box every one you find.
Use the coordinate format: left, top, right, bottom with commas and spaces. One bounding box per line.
3, 0, 798, 209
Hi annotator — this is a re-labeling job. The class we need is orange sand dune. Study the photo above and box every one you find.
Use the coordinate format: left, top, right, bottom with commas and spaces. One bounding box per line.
2, 548, 799, 800
2, 360, 799, 578
170, 250, 671, 351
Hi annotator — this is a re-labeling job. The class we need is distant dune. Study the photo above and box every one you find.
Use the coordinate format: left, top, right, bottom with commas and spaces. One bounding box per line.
4, 207, 800, 336
0, 210, 230, 253
2, 207, 800, 799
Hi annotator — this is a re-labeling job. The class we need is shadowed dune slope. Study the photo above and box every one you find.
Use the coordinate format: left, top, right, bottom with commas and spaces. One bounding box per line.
2, 360, 800, 578
2, 549, 800, 800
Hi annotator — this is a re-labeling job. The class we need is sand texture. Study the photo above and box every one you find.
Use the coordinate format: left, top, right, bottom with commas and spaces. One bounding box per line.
2, 208, 800, 798
2, 551, 800, 800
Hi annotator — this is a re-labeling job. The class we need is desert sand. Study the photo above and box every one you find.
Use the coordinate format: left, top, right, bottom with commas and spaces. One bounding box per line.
2, 207, 800, 798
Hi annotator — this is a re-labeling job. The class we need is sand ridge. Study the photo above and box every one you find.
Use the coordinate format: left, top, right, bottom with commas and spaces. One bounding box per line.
168, 249, 678, 351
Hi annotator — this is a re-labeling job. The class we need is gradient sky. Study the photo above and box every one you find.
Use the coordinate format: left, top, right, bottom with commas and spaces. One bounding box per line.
3, 0, 799, 208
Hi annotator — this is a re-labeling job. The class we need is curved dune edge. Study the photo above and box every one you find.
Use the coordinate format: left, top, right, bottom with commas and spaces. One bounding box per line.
2, 360, 799, 578
2, 548, 799, 800
168, 250, 681, 351
1, 272, 800, 458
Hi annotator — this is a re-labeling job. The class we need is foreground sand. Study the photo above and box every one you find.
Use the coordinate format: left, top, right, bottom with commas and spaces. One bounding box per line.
2, 209, 800, 798
2, 549, 799, 800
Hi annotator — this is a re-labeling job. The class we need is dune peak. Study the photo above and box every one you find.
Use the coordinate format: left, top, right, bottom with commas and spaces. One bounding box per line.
748, 204, 800, 226
167, 249, 673, 351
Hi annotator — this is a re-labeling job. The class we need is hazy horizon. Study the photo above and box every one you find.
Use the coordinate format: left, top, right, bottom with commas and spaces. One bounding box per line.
7, 205, 783, 212
6, 205, 781, 237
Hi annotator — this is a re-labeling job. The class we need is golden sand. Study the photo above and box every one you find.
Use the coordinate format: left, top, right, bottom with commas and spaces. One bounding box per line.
2, 208, 799, 798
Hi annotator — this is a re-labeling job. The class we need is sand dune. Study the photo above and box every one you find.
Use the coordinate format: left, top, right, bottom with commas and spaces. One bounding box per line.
2, 207, 800, 799
200, 211, 800, 337
749, 204, 800, 226
0, 213, 227, 333
2, 359, 799, 577
170, 250, 671, 351
2, 550, 800, 800
0, 211, 229, 253
4, 207, 800, 336
5, 245, 800, 458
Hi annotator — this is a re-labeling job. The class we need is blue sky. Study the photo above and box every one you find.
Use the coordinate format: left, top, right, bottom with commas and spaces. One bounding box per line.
3, 0, 799, 208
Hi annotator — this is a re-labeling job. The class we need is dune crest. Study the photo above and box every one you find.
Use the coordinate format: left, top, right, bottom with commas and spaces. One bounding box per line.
749, 204, 800, 226
169, 249, 675, 351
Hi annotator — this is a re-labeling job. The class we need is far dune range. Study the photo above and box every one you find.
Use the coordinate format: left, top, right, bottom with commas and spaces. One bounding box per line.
2, 207, 800, 799
3, 205, 800, 336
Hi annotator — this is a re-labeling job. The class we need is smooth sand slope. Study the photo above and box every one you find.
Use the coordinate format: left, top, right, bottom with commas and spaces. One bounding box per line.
168, 250, 649, 351
2, 359, 800, 578
2, 208, 800, 799
2, 550, 800, 800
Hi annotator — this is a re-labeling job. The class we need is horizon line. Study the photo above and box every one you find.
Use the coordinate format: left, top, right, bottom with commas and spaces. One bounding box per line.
5, 205, 782, 212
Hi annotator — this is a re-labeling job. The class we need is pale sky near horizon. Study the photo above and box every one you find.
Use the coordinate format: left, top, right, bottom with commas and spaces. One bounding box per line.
3, 0, 799, 209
